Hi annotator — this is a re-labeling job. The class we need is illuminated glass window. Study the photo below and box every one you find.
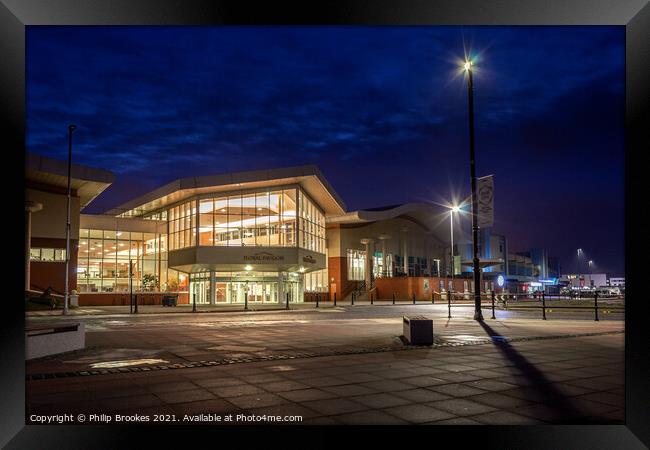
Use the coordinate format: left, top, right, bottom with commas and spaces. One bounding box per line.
30, 248, 67, 262
347, 249, 366, 281
77, 229, 168, 293
196, 189, 297, 248
168, 200, 196, 250
305, 269, 328, 293
298, 190, 325, 253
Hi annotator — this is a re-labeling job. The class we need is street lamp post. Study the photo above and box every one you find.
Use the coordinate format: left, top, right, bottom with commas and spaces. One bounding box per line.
63, 124, 76, 316
449, 206, 460, 288
577, 248, 583, 288
464, 60, 483, 321
129, 259, 134, 314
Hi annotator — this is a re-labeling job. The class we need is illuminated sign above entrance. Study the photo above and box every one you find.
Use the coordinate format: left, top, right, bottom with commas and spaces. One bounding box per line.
302, 255, 316, 264
243, 252, 285, 262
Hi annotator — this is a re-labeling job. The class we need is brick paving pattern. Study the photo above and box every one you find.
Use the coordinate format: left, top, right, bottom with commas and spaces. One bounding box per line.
26, 306, 624, 425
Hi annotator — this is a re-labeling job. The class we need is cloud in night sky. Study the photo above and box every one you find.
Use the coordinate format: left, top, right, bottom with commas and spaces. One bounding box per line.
26, 26, 625, 275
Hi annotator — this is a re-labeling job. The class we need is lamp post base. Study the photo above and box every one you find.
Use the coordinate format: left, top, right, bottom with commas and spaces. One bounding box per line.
473, 310, 484, 321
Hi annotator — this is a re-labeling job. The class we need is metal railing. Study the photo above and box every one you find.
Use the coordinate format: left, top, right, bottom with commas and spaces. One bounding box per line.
69, 288, 624, 320
341, 290, 625, 322
492, 291, 624, 321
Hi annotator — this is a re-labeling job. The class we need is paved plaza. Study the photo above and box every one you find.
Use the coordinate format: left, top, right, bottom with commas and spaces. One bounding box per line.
26, 305, 624, 425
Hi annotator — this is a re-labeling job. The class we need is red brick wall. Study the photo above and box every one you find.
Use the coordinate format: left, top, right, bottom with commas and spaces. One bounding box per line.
328, 255, 362, 302
30, 238, 78, 293
78, 292, 189, 306
375, 276, 502, 300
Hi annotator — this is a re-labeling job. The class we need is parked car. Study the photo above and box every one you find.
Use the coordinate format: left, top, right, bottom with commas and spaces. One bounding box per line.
596, 287, 621, 298
560, 287, 578, 298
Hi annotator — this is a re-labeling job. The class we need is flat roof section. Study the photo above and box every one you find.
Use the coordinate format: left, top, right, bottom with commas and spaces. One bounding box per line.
106, 165, 347, 218
26, 153, 115, 210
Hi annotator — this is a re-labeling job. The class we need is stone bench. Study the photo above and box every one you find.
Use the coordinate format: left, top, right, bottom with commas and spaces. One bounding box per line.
26, 322, 85, 360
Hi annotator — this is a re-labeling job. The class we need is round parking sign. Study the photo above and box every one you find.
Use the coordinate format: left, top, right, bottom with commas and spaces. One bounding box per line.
497, 275, 505, 287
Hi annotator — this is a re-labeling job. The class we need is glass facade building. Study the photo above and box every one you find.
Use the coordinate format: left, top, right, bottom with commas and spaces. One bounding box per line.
81, 168, 341, 304
31, 158, 460, 307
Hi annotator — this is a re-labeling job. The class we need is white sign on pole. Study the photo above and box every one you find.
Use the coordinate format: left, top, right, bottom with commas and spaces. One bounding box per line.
477, 175, 494, 228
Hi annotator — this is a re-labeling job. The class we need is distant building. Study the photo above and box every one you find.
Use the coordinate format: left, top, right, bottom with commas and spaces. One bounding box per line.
560, 273, 608, 289
454, 228, 561, 293
456, 229, 507, 275
547, 256, 561, 278
608, 277, 625, 287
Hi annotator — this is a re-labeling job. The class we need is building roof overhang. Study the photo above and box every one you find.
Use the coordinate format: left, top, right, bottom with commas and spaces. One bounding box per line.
26, 153, 115, 210
106, 165, 346, 217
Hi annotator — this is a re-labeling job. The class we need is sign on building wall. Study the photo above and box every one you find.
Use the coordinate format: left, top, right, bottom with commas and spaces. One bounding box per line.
477, 175, 494, 228
423, 279, 429, 292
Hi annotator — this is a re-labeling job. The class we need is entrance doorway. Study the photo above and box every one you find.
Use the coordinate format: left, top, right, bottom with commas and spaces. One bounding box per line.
189, 273, 302, 304
189, 273, 211, 304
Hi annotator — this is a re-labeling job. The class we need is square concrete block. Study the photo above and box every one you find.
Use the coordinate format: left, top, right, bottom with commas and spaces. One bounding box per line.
403, 316, 433, 345
26, 322, 85, 360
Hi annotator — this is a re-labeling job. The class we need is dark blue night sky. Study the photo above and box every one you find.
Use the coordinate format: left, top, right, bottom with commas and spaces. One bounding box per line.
26, 26, 625, 276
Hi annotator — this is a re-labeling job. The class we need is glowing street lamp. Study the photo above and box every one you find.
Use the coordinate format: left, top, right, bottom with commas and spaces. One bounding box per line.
577, 248, 583, 276
462, 58, 483, 321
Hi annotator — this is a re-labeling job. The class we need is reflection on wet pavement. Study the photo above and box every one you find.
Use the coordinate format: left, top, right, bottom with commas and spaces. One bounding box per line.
90, 358, 169, 369
65, 348, 165, 365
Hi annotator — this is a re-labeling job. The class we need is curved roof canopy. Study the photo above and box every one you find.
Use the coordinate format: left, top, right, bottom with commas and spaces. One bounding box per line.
327, 202, 455, 243
327, 203, 439, 228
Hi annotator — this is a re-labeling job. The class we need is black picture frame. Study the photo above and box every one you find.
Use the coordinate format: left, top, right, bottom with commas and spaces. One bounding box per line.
3, 0, 648, 447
